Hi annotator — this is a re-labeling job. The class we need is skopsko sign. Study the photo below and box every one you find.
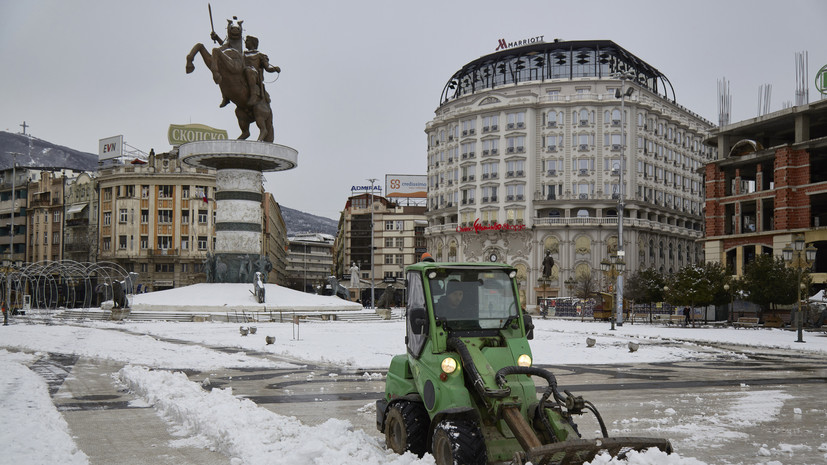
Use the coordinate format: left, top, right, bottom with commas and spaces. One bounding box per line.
168, 123, 228, 146
457, 218, 526, 233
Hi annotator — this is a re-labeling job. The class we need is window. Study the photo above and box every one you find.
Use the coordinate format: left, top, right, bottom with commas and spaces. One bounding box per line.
158, 210, 173, 224
385, 254, 394, 265
141, 210, 149, 224
103, 212, 112, 226
547, 110, 563, 127
482, 138, 499, 155
506, 184, 525, 201
481, 209, 498, 224
198, 236, 208, 250
482, 161, 499, 178
182, 186, 190, 198
385, 238, 394, 247
119, 208, 128, 223
462, 188, 476, 204
395, 220, 404, 230
482, 186, 498, 202
181, 263, 189, 273
482, 114, 499, 131
461, 165, 476, 181
157, 236, 172, 250
506, 111, 525, 129
181, 210, 190, 224
140, 263, 148, 273
155, 263, 175, 273
141, 185, 150, 198
198, 210, 208, 224
506, 135, 526, 152
546, 135, 562, 150
140, 236, 148, 249
461, 118, 476, 135
461, 142, 476, 158
506, 160, 525, 176
53, 211, 60, 223
506, 208, 525, 223
102, 237, 111, 251
158, 185, 173, 198
547, 90, 560, 101
124, 185, 135, 198
119, 235, 127, 249
53, 232, 60, 245
103, 188, 112, 201
385, 221, 395, 231
181, 236, 189, 250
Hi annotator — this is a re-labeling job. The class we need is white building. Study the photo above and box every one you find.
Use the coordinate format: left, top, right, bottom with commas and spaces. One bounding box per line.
424, 39, 715, 309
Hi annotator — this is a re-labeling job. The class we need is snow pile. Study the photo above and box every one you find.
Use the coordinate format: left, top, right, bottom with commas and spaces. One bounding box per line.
0, 350, 89, 465
118, 365, 434, 465
1, 324, 287, 370
585, 448, 707, 464
130, 283, 362, 312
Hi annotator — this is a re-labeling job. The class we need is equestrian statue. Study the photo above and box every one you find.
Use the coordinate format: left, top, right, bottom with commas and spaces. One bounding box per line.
186, 7, 280, 142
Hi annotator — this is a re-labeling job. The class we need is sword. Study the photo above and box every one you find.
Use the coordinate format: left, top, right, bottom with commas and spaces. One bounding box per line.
208, 3, 219, 43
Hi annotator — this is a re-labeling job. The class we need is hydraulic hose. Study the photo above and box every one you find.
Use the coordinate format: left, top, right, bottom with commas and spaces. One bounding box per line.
447, 337, 510, 406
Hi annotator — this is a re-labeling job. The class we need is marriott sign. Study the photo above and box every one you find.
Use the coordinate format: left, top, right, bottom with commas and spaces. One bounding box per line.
495, 35, 545, 51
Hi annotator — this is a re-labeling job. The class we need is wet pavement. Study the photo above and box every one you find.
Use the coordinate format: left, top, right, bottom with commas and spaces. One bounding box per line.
36, 335, 827, 465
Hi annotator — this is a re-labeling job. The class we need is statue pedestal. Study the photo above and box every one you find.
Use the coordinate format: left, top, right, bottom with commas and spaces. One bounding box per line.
180, 140, 298, 283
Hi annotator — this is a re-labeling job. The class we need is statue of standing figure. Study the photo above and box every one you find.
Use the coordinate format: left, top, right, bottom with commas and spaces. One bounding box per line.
349, 262, 360, 288
186, 10, 280, 142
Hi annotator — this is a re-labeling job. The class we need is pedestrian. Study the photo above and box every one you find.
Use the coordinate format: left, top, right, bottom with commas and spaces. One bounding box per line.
683, 306, 690, 326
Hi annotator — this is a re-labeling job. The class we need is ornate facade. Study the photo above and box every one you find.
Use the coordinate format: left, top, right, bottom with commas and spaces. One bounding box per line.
425, 39, 715, 309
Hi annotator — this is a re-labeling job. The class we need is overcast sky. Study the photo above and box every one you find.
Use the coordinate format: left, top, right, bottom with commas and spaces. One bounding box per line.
2, 0, 826, 219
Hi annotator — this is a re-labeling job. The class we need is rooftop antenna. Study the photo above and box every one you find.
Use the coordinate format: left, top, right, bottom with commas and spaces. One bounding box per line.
795, 51, 809, 106
717, 77, 731, 127
757, 83, 772, 117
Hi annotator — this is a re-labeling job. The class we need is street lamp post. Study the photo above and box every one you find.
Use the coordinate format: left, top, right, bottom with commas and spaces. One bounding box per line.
782, 235, 817, 343
614, 72, 634, 328
723, 282, 734, 325
600, 255, 626, 330
367, 178, 377, 309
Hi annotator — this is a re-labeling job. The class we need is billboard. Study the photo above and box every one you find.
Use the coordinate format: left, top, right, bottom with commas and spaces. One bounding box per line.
98, 135, 123, 161
385, 174, 427, 198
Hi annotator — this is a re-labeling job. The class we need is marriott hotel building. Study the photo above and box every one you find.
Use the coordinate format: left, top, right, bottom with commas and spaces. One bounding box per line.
424, 39, 715, 306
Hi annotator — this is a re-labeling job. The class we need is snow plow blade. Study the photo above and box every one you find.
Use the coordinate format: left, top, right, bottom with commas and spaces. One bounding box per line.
520, 437, 673, 465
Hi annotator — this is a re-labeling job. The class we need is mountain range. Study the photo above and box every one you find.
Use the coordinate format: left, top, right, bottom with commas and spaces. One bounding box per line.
0, 131, 338, 236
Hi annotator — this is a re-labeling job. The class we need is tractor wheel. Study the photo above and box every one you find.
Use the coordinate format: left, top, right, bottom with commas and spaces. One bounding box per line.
385, 400, 429, 457
431, 419, 487, 465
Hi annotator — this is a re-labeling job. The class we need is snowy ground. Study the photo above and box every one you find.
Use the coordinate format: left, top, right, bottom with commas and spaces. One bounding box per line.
2, 313, 826, 465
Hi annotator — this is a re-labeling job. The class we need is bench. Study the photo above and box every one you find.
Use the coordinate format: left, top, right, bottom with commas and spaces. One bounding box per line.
734, 317, 760, 328
630, 313, 650, 323
668, 315, 686, 325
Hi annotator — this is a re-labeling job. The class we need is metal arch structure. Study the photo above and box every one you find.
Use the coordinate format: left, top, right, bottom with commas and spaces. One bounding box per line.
439, 39, 676, 107
1, 260, 134, 320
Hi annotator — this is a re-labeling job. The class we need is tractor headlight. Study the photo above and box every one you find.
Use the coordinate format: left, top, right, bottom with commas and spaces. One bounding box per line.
441, 357, 458, 374
517, 354, 532, 367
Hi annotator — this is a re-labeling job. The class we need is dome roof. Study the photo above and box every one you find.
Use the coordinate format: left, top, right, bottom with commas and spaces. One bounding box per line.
439, 39, 675, 106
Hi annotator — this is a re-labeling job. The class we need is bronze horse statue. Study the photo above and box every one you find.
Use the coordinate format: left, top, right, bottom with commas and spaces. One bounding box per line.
186, 18, 275, 142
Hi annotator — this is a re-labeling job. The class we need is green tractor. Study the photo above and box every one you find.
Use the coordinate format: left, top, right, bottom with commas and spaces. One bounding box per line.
376, 261, 672, 465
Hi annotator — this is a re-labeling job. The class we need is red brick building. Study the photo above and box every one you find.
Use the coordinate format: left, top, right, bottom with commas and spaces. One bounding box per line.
703, 99, 827, 286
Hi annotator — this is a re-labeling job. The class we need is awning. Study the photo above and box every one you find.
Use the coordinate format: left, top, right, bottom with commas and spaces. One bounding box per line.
66, 204, 88, 215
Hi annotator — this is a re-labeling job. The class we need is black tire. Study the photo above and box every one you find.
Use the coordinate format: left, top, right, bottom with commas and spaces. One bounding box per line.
431, 419, 487, 465
385, 400, 430, 457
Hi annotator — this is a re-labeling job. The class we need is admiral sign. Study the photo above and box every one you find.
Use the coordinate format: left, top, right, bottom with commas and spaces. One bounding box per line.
168, 123, 228, 146
351, 184, 382, 193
